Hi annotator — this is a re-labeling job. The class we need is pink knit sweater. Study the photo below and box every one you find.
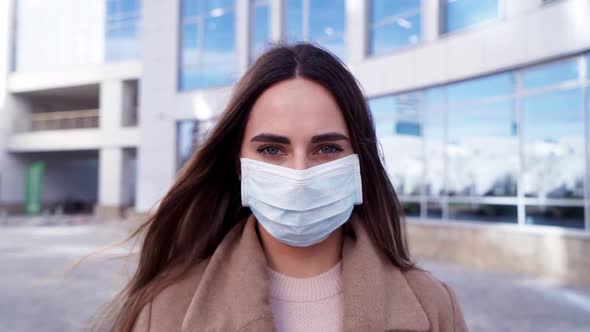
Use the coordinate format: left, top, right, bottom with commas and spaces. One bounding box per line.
267, 262, 344, 332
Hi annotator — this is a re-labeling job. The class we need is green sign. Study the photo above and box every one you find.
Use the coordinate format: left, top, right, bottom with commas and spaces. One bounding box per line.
25, 161, 44, 215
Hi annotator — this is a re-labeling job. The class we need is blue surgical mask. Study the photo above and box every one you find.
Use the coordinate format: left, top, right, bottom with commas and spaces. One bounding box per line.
240, 154, 363, 247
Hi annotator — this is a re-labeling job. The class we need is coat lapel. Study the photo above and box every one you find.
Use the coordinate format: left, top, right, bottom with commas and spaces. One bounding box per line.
181, 216, 275, 331
181, 214, 429, 332
342, 215, 430, 332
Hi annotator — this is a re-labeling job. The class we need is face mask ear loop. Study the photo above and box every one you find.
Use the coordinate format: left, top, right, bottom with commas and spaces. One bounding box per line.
240, 159, 249, 207
355, 157, 363, 205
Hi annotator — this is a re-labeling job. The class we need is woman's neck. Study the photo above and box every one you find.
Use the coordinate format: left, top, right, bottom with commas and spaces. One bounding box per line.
256, 223, 343, 278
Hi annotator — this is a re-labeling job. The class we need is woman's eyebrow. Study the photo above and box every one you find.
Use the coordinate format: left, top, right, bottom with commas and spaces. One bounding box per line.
250, 133, 291, 144
311, 132, 350, 143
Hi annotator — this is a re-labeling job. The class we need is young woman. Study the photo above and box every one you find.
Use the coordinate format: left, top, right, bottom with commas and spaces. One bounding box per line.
110, 43, 467, 332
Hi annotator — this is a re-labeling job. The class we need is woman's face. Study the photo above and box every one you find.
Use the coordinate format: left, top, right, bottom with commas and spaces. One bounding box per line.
241, 78, 353, 169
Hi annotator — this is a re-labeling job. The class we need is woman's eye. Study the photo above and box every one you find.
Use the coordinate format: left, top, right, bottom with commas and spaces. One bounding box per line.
318, 145, 342, 154
259, 145, 282, 155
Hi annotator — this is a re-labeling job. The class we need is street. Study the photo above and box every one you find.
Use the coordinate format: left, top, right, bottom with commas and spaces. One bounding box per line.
0, 218, 589, 332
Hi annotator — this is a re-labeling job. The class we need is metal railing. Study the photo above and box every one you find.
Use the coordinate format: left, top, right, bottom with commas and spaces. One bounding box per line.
30, 109, 99, 131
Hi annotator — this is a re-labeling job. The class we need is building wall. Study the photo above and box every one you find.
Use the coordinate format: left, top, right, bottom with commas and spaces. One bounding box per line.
13, 0, 105, 72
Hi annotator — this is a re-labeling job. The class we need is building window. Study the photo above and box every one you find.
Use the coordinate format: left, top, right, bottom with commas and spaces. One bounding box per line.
443, 0, 498, 33
369, 93, 423, 198
285, 0, 346, 59
250, 0, 271, 62
106, 0, 141, 61
179, 0, 237, 91
446, 73, 517, 199
369, 0, 422, 56
369, 53, 590, 229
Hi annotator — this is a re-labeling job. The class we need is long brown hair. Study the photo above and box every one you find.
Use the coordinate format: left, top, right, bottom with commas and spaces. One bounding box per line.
107, 43, 413, 331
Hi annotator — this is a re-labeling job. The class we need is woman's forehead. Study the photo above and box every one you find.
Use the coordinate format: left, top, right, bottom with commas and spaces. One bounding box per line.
245, 78, 349, 138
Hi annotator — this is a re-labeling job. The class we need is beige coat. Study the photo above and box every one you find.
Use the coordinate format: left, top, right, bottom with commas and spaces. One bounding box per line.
132, 215, 468, 331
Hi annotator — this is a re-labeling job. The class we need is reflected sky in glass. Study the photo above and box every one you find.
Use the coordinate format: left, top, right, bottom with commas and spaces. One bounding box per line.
369, 96, 395, 136
370, 93, 423, 196
523, 59, 579, 89
106, 26, 139, 60
202, 12, 235, 65
445, 0, 498, 33
448, 101, 515, 143
182, 0, 201, 17
370, 13, 421, 55
107, 0, 140, 15
179, 0, 236, 90
206, 0, 234, 12
250, 3, 270, 61
522, 89, 584, 199
523, 89, 583, 142
105, 0, 140, 61
181, 23, 198, 66
371, 0, 421, 23
309, 0, 345, 40
321, 38, 346, 61
286, 0, 303, 41
447, 100, 517, 197
424, 88, 445, 197
448, 73, 513, 104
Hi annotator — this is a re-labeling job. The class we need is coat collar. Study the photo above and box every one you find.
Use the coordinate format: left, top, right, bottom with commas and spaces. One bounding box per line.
181, 214, 430, 331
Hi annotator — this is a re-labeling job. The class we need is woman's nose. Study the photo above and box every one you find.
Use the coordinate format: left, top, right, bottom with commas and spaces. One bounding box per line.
290, 152, 310, 170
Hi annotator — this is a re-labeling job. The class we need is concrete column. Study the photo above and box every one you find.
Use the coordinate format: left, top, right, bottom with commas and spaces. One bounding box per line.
100, 80, 124, 132
236, 0, 250, 75
423, 0, 442, 43
270, 0, 284, 43
136, 0, 179, 212
96, 147, 125, 217
346, 0, 367, 65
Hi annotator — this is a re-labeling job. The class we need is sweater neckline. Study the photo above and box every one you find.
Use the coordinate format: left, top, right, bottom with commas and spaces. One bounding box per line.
267, 261, 343, 302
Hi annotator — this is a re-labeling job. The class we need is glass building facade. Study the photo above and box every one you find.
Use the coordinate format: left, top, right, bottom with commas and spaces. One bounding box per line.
179, 0, 237, 90
443, 0, 498, 33
369, 0, 422, 55
285, 0, 346, 59
105, 0, 141, 61
250, 0, 271, 62
369, 52, 590, 229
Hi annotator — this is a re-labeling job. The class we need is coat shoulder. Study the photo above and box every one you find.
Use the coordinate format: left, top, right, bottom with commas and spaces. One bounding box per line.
402, 268, 469, 331
132, 260, 210, 332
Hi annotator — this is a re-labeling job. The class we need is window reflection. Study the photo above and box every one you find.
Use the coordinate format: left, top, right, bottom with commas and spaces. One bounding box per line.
447, 73, 513, 103
370, 53, 588, 228
179, 0, 236, 90
523, 89, 585, 199
286, 0, 304, 41
448, 100, 517, 197
402, 202, 421, 217
523, 60, 580, 89
526, 206, 584, 229
444, 0, 498, 33
250, 0, 270, 62
106, 0, 141, 61
285, 0, 346, 59
448, 203, 517, 223
369, 0, 421, 55
369, 93, 423, 196
424, 88, 445, 197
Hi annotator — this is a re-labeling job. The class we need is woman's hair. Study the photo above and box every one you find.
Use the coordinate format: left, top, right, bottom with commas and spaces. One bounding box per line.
106, 43, 413, 331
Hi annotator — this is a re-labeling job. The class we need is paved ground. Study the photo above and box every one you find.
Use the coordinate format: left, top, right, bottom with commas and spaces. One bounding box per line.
0, 217, 589, 332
